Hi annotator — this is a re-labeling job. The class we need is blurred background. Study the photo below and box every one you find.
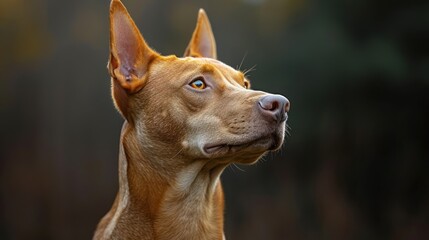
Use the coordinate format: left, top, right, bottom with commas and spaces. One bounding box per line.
1, 0, 428, 239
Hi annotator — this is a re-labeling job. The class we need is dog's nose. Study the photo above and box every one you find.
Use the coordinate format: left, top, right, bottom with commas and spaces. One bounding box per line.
258, 94, 290, 123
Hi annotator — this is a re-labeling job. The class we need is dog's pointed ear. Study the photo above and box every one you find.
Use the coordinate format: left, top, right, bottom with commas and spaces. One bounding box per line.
184, 9, 217, 59
108, 0, 158, 94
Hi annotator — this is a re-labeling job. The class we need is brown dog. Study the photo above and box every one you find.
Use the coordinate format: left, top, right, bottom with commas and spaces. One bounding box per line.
93, 0, 290, 239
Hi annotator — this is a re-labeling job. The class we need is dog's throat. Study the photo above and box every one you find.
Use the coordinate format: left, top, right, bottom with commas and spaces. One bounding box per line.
154, 162, 226, 239
114, 135, 227, 239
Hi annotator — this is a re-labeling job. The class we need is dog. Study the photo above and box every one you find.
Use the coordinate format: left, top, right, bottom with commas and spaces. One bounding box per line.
93, 0, 290, 239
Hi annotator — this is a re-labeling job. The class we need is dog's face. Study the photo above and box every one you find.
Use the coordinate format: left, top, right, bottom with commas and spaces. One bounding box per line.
109, 0, 289, 165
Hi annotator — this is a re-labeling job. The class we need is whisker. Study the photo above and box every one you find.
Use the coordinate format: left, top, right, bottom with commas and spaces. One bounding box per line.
237, 51, 248, 71
285, 124, 292, 137
243, 64, 257, 77
227, 164, 236, 174
258, 155, 268, 164
169, 147, 184, 160
232, 163, 246, 172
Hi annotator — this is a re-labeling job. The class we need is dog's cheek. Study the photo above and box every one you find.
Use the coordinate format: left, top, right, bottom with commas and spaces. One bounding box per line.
152, 113, 184, 144
130, 106, 180, 150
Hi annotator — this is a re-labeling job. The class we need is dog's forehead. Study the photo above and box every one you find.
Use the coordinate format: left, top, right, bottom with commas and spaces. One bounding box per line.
183, 57, 245, 83
152, 55, 246, 87
195, 58, 235, 72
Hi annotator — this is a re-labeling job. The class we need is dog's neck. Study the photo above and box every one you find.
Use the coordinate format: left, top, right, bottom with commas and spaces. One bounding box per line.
105, 122, 226, 239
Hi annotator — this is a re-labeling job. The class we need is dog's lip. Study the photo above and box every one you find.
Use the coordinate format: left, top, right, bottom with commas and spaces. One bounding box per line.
203, 135, 274, 155
204, 144, 228, 154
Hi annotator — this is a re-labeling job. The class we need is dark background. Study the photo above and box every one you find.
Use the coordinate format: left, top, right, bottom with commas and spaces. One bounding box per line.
1, 0, 428, 239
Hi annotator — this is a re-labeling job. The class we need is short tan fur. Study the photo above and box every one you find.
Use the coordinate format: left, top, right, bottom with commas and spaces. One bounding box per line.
94, 1, 290, 239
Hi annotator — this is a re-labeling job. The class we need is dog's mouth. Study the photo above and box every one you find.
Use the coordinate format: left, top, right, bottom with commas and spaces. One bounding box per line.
203, 133, 283, 157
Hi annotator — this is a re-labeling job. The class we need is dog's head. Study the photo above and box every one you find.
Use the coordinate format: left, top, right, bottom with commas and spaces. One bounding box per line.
108, 0, 290, 165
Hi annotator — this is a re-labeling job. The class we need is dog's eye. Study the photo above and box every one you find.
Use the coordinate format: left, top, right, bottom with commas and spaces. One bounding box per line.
189, 78, 206, 90
244, 80, 251, 89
